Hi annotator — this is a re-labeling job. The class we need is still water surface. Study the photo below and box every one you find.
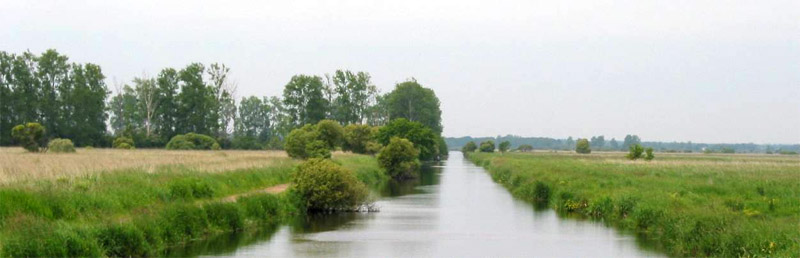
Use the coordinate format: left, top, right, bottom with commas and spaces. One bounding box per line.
194, 152, 661, 257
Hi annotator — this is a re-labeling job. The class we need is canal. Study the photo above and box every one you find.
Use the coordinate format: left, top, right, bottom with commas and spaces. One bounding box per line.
193, 152, 661, 257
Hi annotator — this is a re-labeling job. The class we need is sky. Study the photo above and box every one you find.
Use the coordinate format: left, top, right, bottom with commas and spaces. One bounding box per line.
2, 0, 798, 144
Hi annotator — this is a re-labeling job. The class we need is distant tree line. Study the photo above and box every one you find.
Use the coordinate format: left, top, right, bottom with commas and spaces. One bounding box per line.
447, 135, 799, 154
0, 49, 446, 151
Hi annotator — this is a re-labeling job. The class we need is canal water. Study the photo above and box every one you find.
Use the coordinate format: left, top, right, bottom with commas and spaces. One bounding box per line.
195, 152, 661, 257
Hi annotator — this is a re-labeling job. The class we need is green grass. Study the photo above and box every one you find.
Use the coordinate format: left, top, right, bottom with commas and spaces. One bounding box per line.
467, 152, 800, 257
0, 153, 385, 257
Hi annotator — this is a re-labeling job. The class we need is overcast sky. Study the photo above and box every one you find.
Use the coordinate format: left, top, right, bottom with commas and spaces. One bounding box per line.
2, 0, 798, 144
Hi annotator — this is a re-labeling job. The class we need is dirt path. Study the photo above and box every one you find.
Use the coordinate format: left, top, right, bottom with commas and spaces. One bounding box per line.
221, 183, 290, 202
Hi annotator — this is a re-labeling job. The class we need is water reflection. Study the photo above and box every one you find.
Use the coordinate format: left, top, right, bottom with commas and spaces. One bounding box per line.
202, 152, 663, 257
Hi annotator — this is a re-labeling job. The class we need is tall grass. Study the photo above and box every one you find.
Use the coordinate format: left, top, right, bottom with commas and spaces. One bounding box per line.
468, 152, 800, 257
0, 151, 385, 257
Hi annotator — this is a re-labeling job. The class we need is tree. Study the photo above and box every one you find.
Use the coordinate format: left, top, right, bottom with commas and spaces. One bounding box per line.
499, 141, 511, 153
315, 119, 344, 150
385, 80, 443, 134
627, 144, 644, 160
155, 68, 180, 141
377, 137, 420, 179
609, 138, 619, 150
343, 124, 375, 154
565, 136, 575, 150
208, 63, 237, 137
376, 118, 438, 160
330, 70, 377, 124
590, 135, 605, 150
283, 75, 328, 127
11, 122, 45, 152
109, 85, 140, 135
479, 140, 495, 153
176, 63, 212, 135
518, 144, 533, 152
575, 138, 591, 154
65, 63, 109, 146
234, 96, 270, 142
462, 141, 478, 153
36, 50, 69, 141
623, 135, 641, 151
645, 147, 655, 161
133, 75, 159, 137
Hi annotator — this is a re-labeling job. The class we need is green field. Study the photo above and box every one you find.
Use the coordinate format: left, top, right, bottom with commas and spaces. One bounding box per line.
467, 151, 800, 257
0, 149, 384, 257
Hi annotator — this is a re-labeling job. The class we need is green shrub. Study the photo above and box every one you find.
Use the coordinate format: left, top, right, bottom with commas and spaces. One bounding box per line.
231, 136, 263, 150
575, 138, 591, 154
203, 202, 244, 231
113, 137, 135, 149
343, 124, 374, 154
305, 140, 331, 159
376, 118, 439, 160
627, 144, 645, 160
166, 133, 220, 150
498, 141, 511, 153
587, 196, 614, 218
292, 158, 368, 212
377, 137, 421, 179
645, 147, 655, 161
517, 144, 533, 152
97, 223, 150, 257
11, 122, 46, 152
47, 138, 76, 153
461, 141, 477, 153
284, 125, 320, 159
315, 119, 344, 149
479, 140, 495, 153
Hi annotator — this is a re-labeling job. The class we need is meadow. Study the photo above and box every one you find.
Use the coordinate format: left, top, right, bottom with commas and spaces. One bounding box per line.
467, 151, 800, 257
0, 148, 384, 257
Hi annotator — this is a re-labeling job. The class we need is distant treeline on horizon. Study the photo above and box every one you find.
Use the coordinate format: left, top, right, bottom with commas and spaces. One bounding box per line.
445, 135, 800, 154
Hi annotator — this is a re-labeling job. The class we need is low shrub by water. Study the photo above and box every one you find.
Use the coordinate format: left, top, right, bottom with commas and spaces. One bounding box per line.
47, 138, 76, 153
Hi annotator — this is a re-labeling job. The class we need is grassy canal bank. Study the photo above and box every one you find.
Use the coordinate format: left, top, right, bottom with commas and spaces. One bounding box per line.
0, 148, 386, 257
467, 151, 800, 257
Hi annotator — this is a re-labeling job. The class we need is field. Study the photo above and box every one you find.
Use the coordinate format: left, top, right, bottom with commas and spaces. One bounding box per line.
0, 148, 384, 257
467, 151, 800, 257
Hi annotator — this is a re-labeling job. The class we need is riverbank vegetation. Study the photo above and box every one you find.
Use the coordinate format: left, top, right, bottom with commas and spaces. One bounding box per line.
0, 149, 384, 257
467, 152, 800, 256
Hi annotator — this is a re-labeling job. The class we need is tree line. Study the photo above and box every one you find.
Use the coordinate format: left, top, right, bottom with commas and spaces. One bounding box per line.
0, 49, 445, 150
447, 135, 799, 154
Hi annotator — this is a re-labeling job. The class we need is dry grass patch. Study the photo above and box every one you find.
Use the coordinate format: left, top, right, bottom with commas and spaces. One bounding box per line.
0, 147, 290, 184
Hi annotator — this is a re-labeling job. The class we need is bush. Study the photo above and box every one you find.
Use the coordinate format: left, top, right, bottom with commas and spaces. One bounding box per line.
292, 158, 368, 212
365, 141, 383, 155
11, 122, 45, 152
112, 137, 135, 149
343, 124, 374, 153
169, 179, 215, 200
575, 138, 591, 154
462, 141, 477, 153
533, 181, 551, 203
376, 118, 439, 160
47, 138, 76, 153
315, 119, 344, 150
518, 144, 533, 152
645, 147, 655, 161
160, 204, 209, 242
165, 133, 220, 150
479, 140, 495, 153
627, 144, 645, 160
231, 136, 263, 150
377, 137, 420, 179
305, 140, 331, 159
284, 125, 320, 159
499, 141, 511, 153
